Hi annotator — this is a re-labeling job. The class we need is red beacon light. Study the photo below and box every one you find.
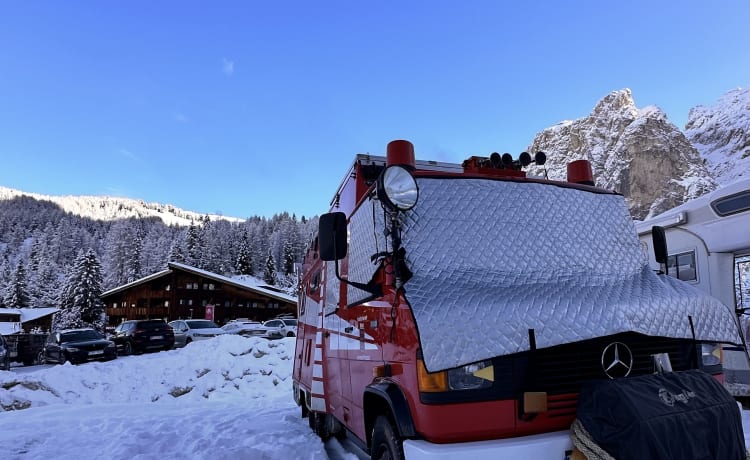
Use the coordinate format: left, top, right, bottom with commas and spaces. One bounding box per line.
386, 140, 416, 170
567, 159, 595, 186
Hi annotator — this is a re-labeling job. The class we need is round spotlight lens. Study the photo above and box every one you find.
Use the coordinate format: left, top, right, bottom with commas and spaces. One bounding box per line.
377, 165, 419, 211
519, 152, 531, 166
535, 151, 547, 166
490, 152, 501, 168
501, 153, 513, 165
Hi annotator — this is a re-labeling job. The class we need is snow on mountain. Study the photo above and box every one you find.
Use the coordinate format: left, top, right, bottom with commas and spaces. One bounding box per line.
685, 87, 750, 185
0, 186, 243, 226
526, 89, 716, 220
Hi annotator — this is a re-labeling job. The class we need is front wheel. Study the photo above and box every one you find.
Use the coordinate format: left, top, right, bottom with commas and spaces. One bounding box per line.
371, 415, 404, 460
124, 341, 133, 355
37, 351, 46, 365
2, 356, 9, 371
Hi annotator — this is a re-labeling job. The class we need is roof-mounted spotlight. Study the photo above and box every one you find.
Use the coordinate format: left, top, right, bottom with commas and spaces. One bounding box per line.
501, 153, 513, 166
377, 165, 420, 212
490, 152, 502, 168
534, 151, 547, 166
519, 152, 532, 167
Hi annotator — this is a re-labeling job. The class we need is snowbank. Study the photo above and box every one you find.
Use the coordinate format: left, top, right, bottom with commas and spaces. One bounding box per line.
0, 335, 328, 459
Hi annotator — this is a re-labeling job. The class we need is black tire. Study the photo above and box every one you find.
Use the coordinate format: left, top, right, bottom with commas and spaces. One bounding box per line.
185, 338, 192, 345
308, 410, 316, 430
37, 351, 46, 365
312, 412, 330, 440
371, 415, 404, 460
2, 356, 9, 371
287, 332, 295, 337
124, 341, 133, 356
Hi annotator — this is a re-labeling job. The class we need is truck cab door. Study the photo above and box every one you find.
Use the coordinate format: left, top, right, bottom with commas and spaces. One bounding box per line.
338, 300, 386, 437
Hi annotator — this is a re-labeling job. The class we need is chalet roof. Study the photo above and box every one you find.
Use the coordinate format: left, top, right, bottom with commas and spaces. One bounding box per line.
0, 307, 59, 335
99, 263, 297, 304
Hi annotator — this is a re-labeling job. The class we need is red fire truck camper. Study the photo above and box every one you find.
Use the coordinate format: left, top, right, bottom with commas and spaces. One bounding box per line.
293, 140, 744, 459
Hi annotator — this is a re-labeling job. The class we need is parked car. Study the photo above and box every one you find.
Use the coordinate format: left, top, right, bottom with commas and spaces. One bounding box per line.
168, 319, 225, 347
263, 318, 298, 338
2, 333, 48, 366
221, 320, 271, 338
38, 328, 117, 364
110, 319, 175, 355
0, 335, 10, 371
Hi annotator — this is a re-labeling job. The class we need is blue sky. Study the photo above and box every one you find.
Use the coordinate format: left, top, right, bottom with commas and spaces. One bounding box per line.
0, 1, 747, 219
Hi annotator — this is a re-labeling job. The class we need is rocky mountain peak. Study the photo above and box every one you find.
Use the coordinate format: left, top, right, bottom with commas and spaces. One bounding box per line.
685, 87, 749, 185
591, 88, 638, 119
527, 89, 716, 220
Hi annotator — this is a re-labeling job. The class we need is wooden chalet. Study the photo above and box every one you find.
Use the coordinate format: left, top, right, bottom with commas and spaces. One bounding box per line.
100, 262, 296, 326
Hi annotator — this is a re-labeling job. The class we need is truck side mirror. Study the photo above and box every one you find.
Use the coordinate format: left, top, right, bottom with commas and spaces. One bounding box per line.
652, 225, 669, 276
319, 212, 348, 262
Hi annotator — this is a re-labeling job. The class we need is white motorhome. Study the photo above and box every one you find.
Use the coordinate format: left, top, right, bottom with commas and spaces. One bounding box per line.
636, 178, 750, 393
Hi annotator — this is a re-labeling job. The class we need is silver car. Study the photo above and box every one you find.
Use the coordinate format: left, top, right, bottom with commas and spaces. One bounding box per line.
168, 319, 226, 347
221, 320, 271, 338
263, 318, 298, 338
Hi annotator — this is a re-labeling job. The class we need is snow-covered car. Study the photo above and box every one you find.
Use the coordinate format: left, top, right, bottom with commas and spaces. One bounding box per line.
263, 318, 298, 338
168, 319, 226, 347
221, 320, 271, 338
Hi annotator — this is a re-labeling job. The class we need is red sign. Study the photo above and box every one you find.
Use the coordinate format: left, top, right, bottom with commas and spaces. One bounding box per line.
205, 305, 214, 321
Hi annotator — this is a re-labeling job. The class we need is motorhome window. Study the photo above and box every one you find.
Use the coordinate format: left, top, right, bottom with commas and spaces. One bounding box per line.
667, 251, 697, 281
711, 190, 750, 217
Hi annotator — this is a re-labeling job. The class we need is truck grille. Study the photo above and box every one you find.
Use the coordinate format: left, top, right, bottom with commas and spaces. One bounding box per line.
511, 332, 695, 395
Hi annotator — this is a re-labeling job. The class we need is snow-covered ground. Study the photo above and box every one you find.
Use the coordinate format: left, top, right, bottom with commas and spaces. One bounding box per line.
2, 335, 749, 459
0, 336, 339, 460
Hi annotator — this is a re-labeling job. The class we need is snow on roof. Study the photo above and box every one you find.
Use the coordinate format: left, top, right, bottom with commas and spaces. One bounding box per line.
0, 322, 23, 335
99, 268, 172, 297
100, 263, 297, 304
0, 307, 58, 324
168, 262, 297, 304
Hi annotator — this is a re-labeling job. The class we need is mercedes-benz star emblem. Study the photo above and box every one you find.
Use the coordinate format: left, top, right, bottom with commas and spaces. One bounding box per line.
601, 342, 634, 379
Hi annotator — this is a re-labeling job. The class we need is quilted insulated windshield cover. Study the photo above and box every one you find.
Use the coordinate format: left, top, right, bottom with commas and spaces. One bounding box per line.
346, 177, 742, 373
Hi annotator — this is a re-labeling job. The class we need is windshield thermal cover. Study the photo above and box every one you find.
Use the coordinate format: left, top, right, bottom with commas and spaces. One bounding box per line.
331, 177, 742, 372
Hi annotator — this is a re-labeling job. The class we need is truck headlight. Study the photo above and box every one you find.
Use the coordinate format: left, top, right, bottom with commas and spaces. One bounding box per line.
701, 343, 722, 366
418, 359, 494, 392
448, 360, 494, 390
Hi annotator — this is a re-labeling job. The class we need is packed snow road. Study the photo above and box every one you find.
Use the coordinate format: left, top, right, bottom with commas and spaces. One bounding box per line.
2, 335, 749, 459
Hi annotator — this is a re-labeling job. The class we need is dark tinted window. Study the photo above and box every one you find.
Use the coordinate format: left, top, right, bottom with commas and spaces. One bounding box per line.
185, 320, 219, 329
711, 190, 750, 217
61, 330, 102, 342
136, 320, 168, 330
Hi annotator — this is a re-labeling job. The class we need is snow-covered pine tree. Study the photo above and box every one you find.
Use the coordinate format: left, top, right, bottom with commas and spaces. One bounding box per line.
263, 251, 277, 285
236, 232, 253, 275
2, 261, 30, 308
125, 228, 143, 283
54, 249, 106, 333
283, 240, 295, 276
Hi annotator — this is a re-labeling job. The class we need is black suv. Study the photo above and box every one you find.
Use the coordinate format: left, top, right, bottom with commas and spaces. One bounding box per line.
111, 319, 175, 355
